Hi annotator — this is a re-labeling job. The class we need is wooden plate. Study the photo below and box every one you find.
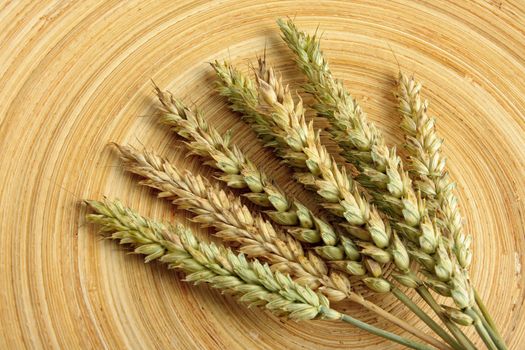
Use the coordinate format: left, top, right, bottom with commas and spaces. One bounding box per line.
1, 1, 524, 348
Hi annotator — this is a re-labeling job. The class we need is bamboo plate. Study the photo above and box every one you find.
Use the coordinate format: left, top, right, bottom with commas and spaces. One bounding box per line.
1, 1, 524, 349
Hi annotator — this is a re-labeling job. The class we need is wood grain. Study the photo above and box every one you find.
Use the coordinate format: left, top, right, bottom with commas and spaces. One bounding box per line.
1, 1, 524, 349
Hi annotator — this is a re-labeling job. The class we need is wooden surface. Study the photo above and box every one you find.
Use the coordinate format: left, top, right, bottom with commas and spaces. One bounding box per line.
1, 1, 524, 349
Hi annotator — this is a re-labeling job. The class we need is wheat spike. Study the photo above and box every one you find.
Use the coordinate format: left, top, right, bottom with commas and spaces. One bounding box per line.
85, 198, 337, 321
213, 57, 421, 290
396, 72, 472, 270
211, 61, 277, 146
277, 18, 419, 218
247, 58, 416, 293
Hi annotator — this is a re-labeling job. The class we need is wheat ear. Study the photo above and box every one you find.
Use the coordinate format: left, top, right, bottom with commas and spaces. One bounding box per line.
397, 73, 505, 350
255, 57, 414, 293
396, 72, 472, 270
85, 198, 434, 350
85, 198, 337, 321
256, 59, 472, 348
211, 61, 277, 146
154, 89, 378, 279
214, 59, 395, 285
277, 18, 407, 209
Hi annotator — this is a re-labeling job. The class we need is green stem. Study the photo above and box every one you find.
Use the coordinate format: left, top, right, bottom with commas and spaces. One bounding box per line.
474, 309, 508, 350
474, 288, 506, 349
464, 308, 497, 350
348, 293, 451, 350
392, 287, 462, 350
416, 287, 476, 350
322, 307, 434, 350
474, 288, 498, 331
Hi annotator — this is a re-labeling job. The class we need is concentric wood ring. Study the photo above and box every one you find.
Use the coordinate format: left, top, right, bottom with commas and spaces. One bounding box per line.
1, 1, 524, 349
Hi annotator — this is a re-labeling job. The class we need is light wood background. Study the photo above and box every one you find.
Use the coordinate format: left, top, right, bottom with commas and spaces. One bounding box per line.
1, 1, 524, 349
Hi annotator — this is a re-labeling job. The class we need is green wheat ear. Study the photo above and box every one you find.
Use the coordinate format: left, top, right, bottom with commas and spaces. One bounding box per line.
85, 198, 335, 321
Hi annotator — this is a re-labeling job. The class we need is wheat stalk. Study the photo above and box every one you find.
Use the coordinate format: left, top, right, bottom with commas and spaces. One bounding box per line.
85, 198, 435, 350
114, 144, 448, 349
